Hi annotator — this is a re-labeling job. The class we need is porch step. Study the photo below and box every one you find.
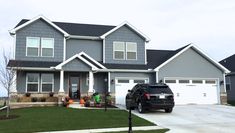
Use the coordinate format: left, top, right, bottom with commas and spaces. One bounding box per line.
68, 103, 86, 109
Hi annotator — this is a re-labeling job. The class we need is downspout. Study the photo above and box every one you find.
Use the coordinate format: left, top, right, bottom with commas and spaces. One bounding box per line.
223, 73, 227, 93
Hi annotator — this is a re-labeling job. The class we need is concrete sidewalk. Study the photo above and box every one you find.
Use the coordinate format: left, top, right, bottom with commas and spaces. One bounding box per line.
39, 126, 164, 133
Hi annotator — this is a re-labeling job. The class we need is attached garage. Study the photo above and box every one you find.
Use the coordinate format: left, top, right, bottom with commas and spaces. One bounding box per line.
164, 78, 219, 104
115, 78, 149, 105
150, 44, 230, 105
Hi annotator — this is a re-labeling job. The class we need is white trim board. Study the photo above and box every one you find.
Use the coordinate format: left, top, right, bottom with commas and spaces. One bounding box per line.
9, 15, 69, 37
154, 44, 230, 73
55, 51, 106, 70
100, 21, 150, 42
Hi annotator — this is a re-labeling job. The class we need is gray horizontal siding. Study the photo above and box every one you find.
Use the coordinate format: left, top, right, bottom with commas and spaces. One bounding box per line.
66, 39, 102, 61
158, 48, 224, 91
105, 25, 145, 64
16, 71, 60, 93
15, 19, 64, 62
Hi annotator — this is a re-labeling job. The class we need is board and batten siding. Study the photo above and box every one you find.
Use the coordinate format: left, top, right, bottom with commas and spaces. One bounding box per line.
15, 19, 64, 62
158, 48, 224, 91
105, 25, 146, 64
62, 58, 91, 71
66, 39, 103, 61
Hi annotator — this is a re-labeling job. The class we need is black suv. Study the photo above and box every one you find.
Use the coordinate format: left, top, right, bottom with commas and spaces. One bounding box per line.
126, 83, 174, 113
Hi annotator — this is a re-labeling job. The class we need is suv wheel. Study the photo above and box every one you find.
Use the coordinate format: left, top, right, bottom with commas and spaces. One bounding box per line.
137, 102, 145, 113
165, 108, 173, 113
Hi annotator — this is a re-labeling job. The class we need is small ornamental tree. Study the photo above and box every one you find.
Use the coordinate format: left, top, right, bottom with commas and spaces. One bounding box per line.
0, 50, 16, 118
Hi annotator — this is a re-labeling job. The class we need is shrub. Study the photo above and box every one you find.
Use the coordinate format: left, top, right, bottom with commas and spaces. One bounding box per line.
49, 92, 54, 97
39, 97, 46, 102
31, 97, 37, 102
25, 93, 31, 97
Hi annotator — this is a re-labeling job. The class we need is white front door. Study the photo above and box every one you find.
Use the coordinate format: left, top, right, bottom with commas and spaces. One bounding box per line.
115, 78, 148, 105
165, 78, 219, 105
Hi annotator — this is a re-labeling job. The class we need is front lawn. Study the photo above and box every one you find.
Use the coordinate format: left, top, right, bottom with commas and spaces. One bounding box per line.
0, 107, 155, 133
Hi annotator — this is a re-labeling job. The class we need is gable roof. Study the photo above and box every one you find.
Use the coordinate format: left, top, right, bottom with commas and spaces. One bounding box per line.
9, 15, 69, 37
100, 21, 150, 42
55, 52, 106, 70
220, 54, 235, 72
14, 19, 115, 37
152, 44, 230, 73
11, 15, 151, 41
147, 45, 189, 69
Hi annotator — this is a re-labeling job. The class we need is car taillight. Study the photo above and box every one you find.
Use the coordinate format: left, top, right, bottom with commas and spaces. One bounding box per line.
144, 93, 150, 100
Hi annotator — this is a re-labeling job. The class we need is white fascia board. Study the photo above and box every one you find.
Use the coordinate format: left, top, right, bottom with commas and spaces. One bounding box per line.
154, 44, 231, 74
55, 53, 99, 70
100, 21, 150, 42
69, 35, 101, 40
96, 69, 154, 73
10, 67, 54, 71
192, 45, 230, 73
78, 51, 106, 69
154, 44, 192, 71
9, 15, 69, 37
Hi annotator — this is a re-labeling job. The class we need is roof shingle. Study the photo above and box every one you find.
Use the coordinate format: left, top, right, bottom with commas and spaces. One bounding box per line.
15, 19, 115, 37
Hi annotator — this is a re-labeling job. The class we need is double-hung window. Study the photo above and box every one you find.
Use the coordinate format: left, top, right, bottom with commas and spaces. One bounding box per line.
41, 74, 54, 92
26, 37, 40, 57
27, 73, 39, 92
113, 42, 125, 60
126, 42, 137, 60
41, 38, 54, 57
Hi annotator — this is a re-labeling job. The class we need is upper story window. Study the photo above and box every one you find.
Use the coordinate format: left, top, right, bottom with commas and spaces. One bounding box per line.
41, 38, 54, 57
126, 42, 137, 60
113, 41, 137, 60
26, 37, 54, 57
26, 37, 40, 57
113, 42, 125, 60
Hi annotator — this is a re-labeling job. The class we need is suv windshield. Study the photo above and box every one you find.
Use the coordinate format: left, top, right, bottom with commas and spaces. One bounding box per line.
146, 85, 172, 94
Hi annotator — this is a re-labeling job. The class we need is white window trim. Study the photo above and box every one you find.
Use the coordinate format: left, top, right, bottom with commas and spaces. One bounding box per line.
126, 42, 137, 60
41, 73, 54, 93
41, 38, 54, 57
26, 37, 40, 57
26, 73, 40, 93
113, 41, 125, 60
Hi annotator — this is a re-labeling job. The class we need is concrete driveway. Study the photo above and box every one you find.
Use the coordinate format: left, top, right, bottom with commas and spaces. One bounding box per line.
131, 105, 235, 133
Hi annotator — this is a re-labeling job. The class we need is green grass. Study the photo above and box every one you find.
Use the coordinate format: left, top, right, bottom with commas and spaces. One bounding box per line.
106, 129, 169, 133
228, 101, 235, 106
0, 107, 155, 133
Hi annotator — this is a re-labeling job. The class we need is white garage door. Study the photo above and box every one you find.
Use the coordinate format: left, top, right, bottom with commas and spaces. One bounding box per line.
165, 78, 219, 105
115, 78, 148, 105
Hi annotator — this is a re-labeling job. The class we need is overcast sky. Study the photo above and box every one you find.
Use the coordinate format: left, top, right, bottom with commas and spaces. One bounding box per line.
0, 0, 235, 61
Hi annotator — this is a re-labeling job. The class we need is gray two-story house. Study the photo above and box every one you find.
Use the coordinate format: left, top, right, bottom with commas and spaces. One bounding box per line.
8, 15, 229, 105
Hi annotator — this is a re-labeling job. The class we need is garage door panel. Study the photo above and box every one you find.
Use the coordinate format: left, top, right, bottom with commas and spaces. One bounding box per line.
115, 78, 148, 105
166, 78, 218, 105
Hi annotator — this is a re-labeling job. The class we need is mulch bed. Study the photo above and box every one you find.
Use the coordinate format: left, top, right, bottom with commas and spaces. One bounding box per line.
0, 115, 19, 120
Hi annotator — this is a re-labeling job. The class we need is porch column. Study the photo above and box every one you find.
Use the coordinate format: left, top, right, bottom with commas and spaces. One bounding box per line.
59, 70, 64, 93
108, 72, 111, 92
88, 71, 94, 93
